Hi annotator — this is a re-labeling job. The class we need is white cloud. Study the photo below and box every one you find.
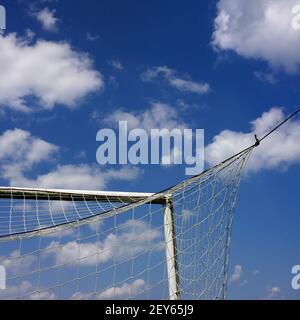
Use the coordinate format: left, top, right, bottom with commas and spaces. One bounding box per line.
229, 265, 243, 284
238, 279, 248, 287
182, 209, 194, 222
10, 164, 141, 190
141, 66, 210, 94
254, 70, 277, 84
87, 220, 104, 233
71, 291, 92, 300
0, 128, 59, 186
0, 129, 58, 169
253, 269, 260, 276
206, 107, 300, 173
97, 279, 145, 300
0, 250, 37, 276
0, 33, 103, 112
104, 102, 186, 132
0, 129, 141, 238
0, 281, 32, 300
30, 290, 57, 300
34, 8, 58, 31
25, 29, 36, 41
0, 281, 56, 300
86, 33, 100, 42
110, 59, 124, 71
0, 129, 140, 190
71, 279, 145, 300
212, 0, 300, 73
266, 286, 283, 300
45, 220, 163, 267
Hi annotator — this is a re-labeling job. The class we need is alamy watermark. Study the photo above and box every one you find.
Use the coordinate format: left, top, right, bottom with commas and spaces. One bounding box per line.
0, 265, 6, 290
291, 265, 300, 290
292, 5, 300, 30
0, 4, 6, 30
96, 121, 205, 176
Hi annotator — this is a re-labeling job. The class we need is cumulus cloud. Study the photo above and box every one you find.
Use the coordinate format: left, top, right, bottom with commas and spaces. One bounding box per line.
254, 70, 277, 84
0, 33, 103, 112
109, 59, 124, 71
141, 66, 210, 94
71, 279, 145, 300
86, 33, 100, 42
0, 128, 58, 184
229, 265, 243, 284
212, 0, 300, 73
265, 286, 283, 300
29, 290, 57, 300
9, 164, 140, 190
34, 8, 58, 31
0, 129, 58, 171
104, 102, 186, 132
0, 281, 56, 300
97, 279, 145, 300
0, 129, 140, 190
44, 220, 163, 267
0, 281, 33, 300
206, 107, 300, 173
0, 250, 37, 277
253, 269, 260, 276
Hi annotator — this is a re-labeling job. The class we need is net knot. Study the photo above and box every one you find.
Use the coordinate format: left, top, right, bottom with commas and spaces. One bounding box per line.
254, 134, 260, 147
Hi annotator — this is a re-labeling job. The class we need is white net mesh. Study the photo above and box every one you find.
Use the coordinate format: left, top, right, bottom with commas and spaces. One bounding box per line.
0, 149, 252, 300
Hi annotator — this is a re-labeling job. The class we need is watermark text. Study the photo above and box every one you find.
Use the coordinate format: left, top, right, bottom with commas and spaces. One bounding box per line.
96, 121, 205, 176
0, 4, 6, 30
0, 265, 6, 290
292, 265, 300, 290
292, 5, 300, 30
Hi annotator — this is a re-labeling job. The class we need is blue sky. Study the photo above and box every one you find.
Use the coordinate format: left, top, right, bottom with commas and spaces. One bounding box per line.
1, 0, 300, 300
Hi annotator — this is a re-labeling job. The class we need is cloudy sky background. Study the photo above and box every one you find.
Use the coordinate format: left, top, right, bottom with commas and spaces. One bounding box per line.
1, 0, 300, 299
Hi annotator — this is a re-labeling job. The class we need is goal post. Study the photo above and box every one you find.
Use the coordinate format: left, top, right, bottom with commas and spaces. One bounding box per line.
0, 148, 252, 300
164, 195, 180, 300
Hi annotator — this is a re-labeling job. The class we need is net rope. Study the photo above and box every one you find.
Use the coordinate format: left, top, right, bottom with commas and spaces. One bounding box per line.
0, 148, 252, 300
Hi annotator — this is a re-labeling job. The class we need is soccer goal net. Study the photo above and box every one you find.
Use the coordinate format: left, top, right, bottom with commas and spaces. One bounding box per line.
0, 148, 252, 300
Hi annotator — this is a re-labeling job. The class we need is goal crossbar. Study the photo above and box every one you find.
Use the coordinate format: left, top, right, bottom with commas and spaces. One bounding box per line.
0, 187, 164, 204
